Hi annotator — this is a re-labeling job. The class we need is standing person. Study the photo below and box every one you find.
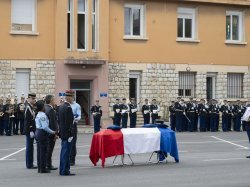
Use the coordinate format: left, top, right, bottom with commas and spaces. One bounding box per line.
120, 98, 129, 128
91, 100, 102, 133
228, 101, 234, 131
169, 101, 176, 131
13, 97, 19, 135
3, 97, 12, 136
44, 95, 59, 170
174, 99, 185, 132
0, 96, 4, 135
220, 100, 230, 132
198, 99, 208, 132
70, 93, 81, 166
24, 93, 37, 169
241, 101, 247, 131
209, 99, 220, 132
113, 99, 121, 126
35, 100, 56, 173
186, 98, 197, 132
18, 95, 26, 135
58, 90, 75, 176
142, 99, 150, 125
233, 100, 243, 132
241, 102, 250, 158
150, 99, 160, 124
129, 98, 138, 128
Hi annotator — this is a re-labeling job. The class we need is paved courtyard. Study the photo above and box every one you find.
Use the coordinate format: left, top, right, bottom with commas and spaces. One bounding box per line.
0, 131, 250, 187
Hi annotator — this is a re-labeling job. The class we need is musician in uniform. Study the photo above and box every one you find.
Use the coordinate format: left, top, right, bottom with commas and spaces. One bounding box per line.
129, 98, 138, 128
91, 100, 102, 133
198, 99, 208, 132
120, 98, 129, 128
186, 98, 197, 132
241, 102, 250, 158
24, 93, 37, 169
174, 99, 185, 132
35, 100, 56, 173
209, 99, 220, 132
58, 90, 75, 176
220, 100, 232, 132
113, 99, 121, 126
169, 101, 176, 131
150, 99, 160, 124
70, 92, 81, 166
228, 101, 234, 131
142, 99, 150, 125
18, 94, 26, 135
13, 96, 19, 135
233, 100, 243, 132
0, 96, 4, 135
3, 97, 13, 136
44, 95, 59, 170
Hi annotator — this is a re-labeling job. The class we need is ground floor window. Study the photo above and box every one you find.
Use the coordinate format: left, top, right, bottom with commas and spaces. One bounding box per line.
178, 72, 196, 98
227, 73, 243, 98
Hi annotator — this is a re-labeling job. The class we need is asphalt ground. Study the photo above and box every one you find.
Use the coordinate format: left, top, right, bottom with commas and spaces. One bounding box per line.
0, 131, 250, 187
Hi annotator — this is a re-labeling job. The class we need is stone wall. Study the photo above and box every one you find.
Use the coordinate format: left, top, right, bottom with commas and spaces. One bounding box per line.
243, 69, 250, 99
196, 72, 207, 99
0, 60, 56, 99
216, 72, 227, 100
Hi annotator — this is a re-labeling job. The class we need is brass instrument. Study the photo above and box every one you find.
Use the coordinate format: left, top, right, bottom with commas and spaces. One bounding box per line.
19, 103, 25, 113
9, 99, 15, 118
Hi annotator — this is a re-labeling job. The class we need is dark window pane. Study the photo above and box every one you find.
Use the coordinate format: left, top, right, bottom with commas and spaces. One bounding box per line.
226, 15, 231, 40
78, 14, 85, 49
67, 13, 71, 49
232, 15, 239, 40
185, 89, 191, 96
92, 0, 96, 12
70, 80, 91, 89
124, 7, 131, 35
133, 9, 140, 35
178, 89, 184, 96
178, 18, 183, 38
92, 14, 96, 49
185, 19, 192, 38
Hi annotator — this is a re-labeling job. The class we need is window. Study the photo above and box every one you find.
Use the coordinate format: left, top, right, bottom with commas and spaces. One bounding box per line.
124, 4, 145, 38
227, 73, 243, 98
77, 0, 88, 50
226, 11, 244, 42
11, 0, 36, 33
67, 0, 73, 49
177, 8, 197, 40
16, 69, 30, 99
92, 0, 98, 50
178, 72, 196, 97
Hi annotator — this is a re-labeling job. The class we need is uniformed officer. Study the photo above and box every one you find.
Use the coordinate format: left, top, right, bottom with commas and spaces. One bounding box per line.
113, 99, 121, 126
186, 98, 197, 132
174, 99, 185, 132
24, 93, 37, 169
142, 99, 151, 125
120, 98, 129, 128
91, 100, 102, 133
209, 99, 220, 132
3, 97, 13, 136
35, 100, 56, 173
58, 90, 75, 176
0, 96, 4, 135
198, 99, 208, 132
169, 101, 176, 131
70, 93, 81, 166
241, 101, 247, 131
129, 98, 138, 128
233, 100, 243, 132
150, 99, 160, 124
241, 102, 250, 158
44, 95, 59, 170
220, 100, 232, 132
13, 96, 19, 135
228, 101, 234, 131
18, 94, 26, 135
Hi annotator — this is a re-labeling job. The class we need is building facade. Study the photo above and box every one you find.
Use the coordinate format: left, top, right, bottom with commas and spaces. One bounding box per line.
0, 0, 250, 121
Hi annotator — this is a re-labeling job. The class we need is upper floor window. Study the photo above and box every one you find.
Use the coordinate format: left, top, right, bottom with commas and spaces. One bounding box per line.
177, 8, 197, 40
226, 11, 244, 42
67, 0, 73, 49
77, 0, 88, 50
11, 0, 36, 33
124, 4, 145, 38
92, 0, 98, 51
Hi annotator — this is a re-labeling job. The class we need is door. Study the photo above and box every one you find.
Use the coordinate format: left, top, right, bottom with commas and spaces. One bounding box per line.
129, 72, 141, 103
206, 73, 216, 100
70, 80, 92, 125
16, 69, 30, 99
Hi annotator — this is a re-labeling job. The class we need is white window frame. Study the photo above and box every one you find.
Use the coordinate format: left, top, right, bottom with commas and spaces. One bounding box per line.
67, 0, 74, 50
225, 11, 245, 44
10, 0, 38, 35
123, 4, 146, 40
92, 0, 99, 51
177, 7, 198, 42
77, 0, 88, 51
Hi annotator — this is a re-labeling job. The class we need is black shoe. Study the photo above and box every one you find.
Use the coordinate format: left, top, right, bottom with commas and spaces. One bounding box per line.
70, 162, 75, 166
246, 156, 250, 158
40, 169, 51, 173
28, 166, 38, 169
48, 166, 58, 170
65, 173, 75, 176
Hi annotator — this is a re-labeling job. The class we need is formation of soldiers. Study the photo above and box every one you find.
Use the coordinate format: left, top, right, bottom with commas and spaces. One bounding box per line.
169, 97, 248, 132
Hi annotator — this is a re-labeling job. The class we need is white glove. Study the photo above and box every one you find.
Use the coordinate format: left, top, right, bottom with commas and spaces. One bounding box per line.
68, 137, 73, 143
73, 118, 79, 124
30, 131, 35, 139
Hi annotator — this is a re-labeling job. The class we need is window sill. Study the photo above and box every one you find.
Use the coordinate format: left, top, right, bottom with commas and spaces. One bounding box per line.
176, 38, 200, 43
225, 41, 247, 45
123, 36, 149, 41
77, 49, 88, 52
10, 31, 39, 36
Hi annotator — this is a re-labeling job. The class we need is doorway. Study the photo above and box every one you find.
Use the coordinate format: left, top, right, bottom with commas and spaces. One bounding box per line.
70, 80, 92, 125
129, 72, 141, 103
206, 73, 216, 100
